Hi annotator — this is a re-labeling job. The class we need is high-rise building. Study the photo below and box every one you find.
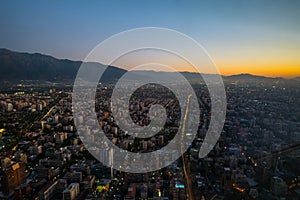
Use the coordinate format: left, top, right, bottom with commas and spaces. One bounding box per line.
6, 103, 13, 112
14, 183, 31, 200
99, 148, 114, 177
0, 162, 26, 196
271, 176, 287, 197
38, 182, 58, 200
38, 179, 67, 200
63, 183, 80, 200
222, 167, 233, 196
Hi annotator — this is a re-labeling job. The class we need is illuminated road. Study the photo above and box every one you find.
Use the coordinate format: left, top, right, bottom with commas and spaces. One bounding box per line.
210, 194, 218, 200
26, 105, 56, 137
180, 94, 193, 200
41, 105, 56, 121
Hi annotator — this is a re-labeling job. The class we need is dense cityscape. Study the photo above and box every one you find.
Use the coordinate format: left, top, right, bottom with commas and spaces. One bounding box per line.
1, 1, 300, 200
0, 77, 299, 200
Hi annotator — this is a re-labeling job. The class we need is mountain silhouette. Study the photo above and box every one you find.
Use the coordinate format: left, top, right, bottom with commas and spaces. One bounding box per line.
0, 48, 126, 83
0, 48, 296, 84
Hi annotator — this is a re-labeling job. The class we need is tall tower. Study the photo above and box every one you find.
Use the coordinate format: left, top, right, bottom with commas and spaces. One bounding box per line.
41, 120, 45, 130
109, 148, 114, 178
222, 167, 233, 197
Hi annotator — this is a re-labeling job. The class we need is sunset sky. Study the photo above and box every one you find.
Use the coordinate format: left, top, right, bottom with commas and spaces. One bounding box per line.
0, 0, 299, 78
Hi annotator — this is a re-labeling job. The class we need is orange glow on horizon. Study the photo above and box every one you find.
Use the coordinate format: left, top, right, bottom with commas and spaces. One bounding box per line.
125, 64, 300, 78
170, 62, 300, 78
111, 50, 300, 78
119, 63, 300, 78
218, 65, 300, 78
96, 42, 300, 78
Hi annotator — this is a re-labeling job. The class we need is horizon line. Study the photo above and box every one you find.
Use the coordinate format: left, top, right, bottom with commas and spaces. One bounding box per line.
1, 47, 299, 79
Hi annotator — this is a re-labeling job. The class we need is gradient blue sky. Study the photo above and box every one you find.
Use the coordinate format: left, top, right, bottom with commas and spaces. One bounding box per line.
1, 0, 300, 77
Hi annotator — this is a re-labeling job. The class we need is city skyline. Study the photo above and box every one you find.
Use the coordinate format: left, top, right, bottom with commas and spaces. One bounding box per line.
1, 0, 300, 78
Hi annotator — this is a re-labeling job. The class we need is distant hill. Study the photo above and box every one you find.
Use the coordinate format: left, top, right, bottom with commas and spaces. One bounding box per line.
0, 48, 126, 83
225, 73, 273, 80
293, 76, 300, 81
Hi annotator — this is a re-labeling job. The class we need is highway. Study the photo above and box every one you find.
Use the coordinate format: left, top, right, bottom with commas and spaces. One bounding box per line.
41, 105, 56, 121
180, 94, 193, 200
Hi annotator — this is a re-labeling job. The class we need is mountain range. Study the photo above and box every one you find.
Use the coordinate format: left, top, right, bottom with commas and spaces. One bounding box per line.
0, 48, 125, 83
0, 48, 297, 84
